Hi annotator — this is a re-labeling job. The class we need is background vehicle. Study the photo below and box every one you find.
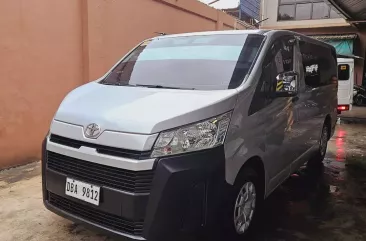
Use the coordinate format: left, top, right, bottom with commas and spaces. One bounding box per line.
337, 58, 354, 113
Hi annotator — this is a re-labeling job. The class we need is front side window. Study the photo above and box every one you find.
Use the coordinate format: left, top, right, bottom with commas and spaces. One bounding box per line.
101, 34, 264, 90
261, 37, 294, 95
278, 0, 340, 21
249, 36, 295, 114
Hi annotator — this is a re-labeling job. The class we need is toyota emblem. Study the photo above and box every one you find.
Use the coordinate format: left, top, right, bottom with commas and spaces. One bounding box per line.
84, 123, 101, 139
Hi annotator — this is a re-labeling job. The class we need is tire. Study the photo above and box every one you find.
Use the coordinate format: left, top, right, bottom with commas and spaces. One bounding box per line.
308, 124, 329, 167
222, 168, 262, 241
355, 95, 363, 106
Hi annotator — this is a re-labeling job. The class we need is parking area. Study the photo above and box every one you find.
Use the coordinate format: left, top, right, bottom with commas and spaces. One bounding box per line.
340, 106, 366, 121
1, 123, 366, 241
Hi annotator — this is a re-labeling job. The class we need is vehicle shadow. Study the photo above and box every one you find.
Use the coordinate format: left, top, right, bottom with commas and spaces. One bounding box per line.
247, 163, 331, 241
199, 163, 331, 241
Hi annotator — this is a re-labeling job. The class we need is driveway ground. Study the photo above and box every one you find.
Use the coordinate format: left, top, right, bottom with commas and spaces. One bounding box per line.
0, 163, 111, 241
1, 123, 366, 241
340, 106, 366, 123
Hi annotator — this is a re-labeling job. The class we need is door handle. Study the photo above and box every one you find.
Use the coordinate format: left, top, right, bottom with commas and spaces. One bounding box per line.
292, 96, 299, 103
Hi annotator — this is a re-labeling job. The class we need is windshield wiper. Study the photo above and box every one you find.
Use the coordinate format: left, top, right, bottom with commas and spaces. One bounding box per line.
133, 84, 194, 90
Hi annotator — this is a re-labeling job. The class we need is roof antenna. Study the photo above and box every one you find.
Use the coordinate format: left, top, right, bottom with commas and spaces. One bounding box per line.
154, 32, 168, 36
255, 18, 269, 25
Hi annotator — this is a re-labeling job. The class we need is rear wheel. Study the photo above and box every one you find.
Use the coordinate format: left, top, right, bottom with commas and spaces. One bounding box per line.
308, 124, 329, 167
355, 95, 363, 106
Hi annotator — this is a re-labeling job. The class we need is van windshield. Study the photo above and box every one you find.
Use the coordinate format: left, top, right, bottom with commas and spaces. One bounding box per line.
100, 34, 264, 90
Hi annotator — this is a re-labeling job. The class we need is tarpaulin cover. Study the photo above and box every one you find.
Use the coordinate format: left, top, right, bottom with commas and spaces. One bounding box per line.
324, 39, 354, 55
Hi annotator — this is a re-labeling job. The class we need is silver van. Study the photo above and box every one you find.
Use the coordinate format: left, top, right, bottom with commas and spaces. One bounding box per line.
42, 30, 338, 241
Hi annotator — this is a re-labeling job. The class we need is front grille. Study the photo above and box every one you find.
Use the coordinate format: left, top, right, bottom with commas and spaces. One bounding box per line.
49, 192, 144, 236
47, 151, 154, 193
50, 134, 151, 160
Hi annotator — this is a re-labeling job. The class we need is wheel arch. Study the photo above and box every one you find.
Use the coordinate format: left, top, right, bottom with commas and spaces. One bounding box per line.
234, 156, 266, 200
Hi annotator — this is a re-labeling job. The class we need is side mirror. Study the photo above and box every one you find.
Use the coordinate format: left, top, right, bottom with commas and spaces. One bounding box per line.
275, 71, 299, 97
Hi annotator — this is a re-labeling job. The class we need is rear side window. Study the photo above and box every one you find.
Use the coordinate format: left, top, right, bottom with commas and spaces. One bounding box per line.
338, 64, 350, 80
300, 40, 337, 88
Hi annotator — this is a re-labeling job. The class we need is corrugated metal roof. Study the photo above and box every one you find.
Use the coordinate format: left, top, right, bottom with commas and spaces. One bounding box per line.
326, 0, 366, 22
240, 0, 260, 20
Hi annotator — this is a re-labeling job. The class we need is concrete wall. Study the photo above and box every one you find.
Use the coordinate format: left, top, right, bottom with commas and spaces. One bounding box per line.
260, 0, 349, 29
0, 0, 250, 169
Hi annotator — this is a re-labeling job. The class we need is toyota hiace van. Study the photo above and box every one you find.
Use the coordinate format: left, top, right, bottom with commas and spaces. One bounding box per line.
42, 30, 338, 241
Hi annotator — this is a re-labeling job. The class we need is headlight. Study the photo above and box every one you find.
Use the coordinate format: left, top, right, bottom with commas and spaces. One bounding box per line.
151, 112, 232, 158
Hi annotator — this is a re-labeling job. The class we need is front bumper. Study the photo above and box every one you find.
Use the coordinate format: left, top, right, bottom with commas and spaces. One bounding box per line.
42, 138, 228, 241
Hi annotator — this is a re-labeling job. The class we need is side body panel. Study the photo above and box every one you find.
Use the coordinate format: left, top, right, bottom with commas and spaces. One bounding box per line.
225, 31, 338, 198
287, 39, 318, 175
225, 32, 298, 196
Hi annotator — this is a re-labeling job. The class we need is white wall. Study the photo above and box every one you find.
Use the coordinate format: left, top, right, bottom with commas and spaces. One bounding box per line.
260, 0, 349, 29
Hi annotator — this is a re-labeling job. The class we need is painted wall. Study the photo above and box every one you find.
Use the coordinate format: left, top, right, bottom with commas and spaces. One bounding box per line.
0, 0, 249, 169
260, 0, 349, 29
0, 0, 84, 168
85, 0, 249, 80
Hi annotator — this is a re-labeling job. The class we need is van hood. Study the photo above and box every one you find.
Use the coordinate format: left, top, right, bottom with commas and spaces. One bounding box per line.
54, 82, 238, 134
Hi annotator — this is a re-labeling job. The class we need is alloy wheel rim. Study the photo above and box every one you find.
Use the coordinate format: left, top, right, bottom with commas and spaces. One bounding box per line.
233, 182, 256, 235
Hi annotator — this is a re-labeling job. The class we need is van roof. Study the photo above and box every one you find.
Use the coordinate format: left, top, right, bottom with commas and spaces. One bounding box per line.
337, 58, 355, 63
151, 29, 335, 52
153, 30, 264, 39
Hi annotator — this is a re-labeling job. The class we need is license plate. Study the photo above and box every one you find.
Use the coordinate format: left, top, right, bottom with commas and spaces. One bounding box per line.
65, 178, 100, 206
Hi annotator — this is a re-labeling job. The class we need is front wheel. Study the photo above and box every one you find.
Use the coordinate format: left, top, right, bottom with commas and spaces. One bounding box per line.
223, 168, 262, 240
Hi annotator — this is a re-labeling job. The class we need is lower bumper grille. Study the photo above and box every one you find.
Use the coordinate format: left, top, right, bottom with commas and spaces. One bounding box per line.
48, 192, 144, 236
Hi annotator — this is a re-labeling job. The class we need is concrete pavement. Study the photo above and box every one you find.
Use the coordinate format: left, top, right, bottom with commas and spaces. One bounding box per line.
340, 106, 366, 123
